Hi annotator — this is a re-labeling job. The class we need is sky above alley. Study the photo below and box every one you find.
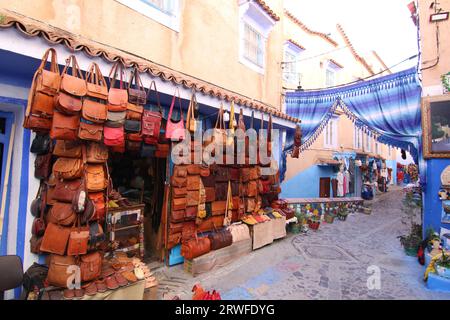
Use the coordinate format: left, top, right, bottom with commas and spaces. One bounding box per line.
286, 0, 419, 73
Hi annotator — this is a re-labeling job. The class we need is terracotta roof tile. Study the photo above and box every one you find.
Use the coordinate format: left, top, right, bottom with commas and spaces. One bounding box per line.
284, 10, 338, 47
253, 0, 280, 21
287, 39, 305, 50
336, 24, 374, 75
328, 58, 344, 69
0, 9, 299, 123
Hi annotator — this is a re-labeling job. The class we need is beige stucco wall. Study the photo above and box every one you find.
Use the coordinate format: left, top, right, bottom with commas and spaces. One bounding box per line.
418, 0, 450, 95
1, 0, 284, 108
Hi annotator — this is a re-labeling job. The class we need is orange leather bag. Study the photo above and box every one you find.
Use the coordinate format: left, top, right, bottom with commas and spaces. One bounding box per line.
171, 175, 187, 188
47, 202, 77, 227
197, 216, 224, 233
247, 181, 258, 197
181, 236, 211, 260
172, 197, 187, 211
52, 157, 83, 180
186, 190, 200, 207
82, 99, 107, 123
86, 164, 107, 192
85, 62, 108, 100
67, 217, 89, 256
211, 201, 227, 216
55, 92, 82, 115
80, 251, 103, 282
60, 55, 87, 97
53, 140, 82, 158
107, 62, 128, 112
86, 142, 108, 163
88, 192, 106, 222
50, 111, 80, 141
40, 223, 71, 255
187, 175, 201, 191
126, 103, 144, 120
172, 187, 187, 198
47, 254, 76, 288
78, 121, 103, 142
23, 49, 60, 131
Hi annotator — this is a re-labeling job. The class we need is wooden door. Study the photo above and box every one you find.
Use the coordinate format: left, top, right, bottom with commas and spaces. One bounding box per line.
320, 177, 331, 198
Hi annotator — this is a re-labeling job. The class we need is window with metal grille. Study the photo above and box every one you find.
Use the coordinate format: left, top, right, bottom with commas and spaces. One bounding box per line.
243, 23, 264, 67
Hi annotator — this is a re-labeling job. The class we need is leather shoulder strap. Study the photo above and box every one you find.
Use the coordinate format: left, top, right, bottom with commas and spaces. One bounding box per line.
147, 81, 162, 114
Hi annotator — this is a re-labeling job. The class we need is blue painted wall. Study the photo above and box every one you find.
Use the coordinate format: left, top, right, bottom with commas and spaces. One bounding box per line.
386, 160, 397, 185
280, 165, 335, 198
423, 159, 450, 235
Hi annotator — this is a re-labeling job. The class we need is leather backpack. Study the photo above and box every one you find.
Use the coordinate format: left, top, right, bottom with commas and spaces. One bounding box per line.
47, 254, 76, 288
165, 88, 185, 141
30, 133, 51, 155
104, 125, 125, 146
86, 164, 108, 192
128, 67, 147, 105
34, 153, 52, 180
85, 62, 108, 100
86, 142, 108, 163
52, 157, 83, 180
50, 111, 80, 141
78, 120, 103, 142
141, 81, 163, 144
108, 61, 128, 112
23, 49, 60, 131
53, 140, 82, 158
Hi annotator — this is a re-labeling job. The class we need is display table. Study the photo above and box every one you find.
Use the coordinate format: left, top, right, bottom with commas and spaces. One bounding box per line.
272, 216, 287, 240
250, 221, 274, 250
81, 279, 146, 300
184, 239, 252, 277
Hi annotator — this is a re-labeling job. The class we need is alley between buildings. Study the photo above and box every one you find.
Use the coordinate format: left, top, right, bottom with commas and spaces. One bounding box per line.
155, 187, 450, 300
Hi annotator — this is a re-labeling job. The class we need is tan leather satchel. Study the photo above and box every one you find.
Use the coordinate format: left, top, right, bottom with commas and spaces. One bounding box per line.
82, 99, 107, 123
86, 164, 107, 192
80, 251, 103, 282
186, 190, 200, 207
53, 157, 83, 180
78, 122, 103, 142
67, 217, 89, 256
53, 140, 82, 158
187, 175, 201, 191
55, 92, 82, 115
47, 254, 76, 288
50, 111, 80, 141
108, 62, 128, 111
40, 223, 71, 255
172, 197, 187, 211
126, 103, 144, 120
85, 62, 108, 100
48, 202, 77, 227
86, 142, 108, 163
60, 55, 87, 97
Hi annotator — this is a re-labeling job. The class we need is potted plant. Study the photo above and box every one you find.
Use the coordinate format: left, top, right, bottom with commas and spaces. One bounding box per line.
398, 223, 422, 256
308, 215, 321, 230
435, 250, 450, 279
324, 211, 336, 224
337, 207, 349, 221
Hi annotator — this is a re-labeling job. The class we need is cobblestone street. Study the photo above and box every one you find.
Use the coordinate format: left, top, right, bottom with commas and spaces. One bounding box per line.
156, 187, 450, 300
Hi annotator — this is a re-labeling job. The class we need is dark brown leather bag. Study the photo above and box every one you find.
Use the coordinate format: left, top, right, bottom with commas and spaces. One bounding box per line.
47, 254, 76, 288
34, 153, 52, 180
53, 179, 83, 203
171, 209, 185, 223
86, 142, 108, 163
53, 157, 83, 180
214, 166, 230, 182
86, 164, 107, 192
82, 99, 107, 123
141, 81, 162, 144
186, 190, 199, 207
55, 92, 82, 115
201, 174, 215, 188
172, 197, 187, 211
187, 175, 201, 191
79, 121, 103, 141
172, 186, 187, 198
50, 111, 80, 141
40, 223, 71, 255
181, 236, 211, 260
59, 55, 87, 97
108, 62, 128, 111
80, 251, 103, 282
53, 140, 82, 158
128, 68, 147, 105
215, 182, 228, 201
230, 168, 240, 181
208, 229, 232, 250
85, 62, 108, 100
205, 187, 215, 202
48, 202, 77, 227
211, 201, 227, 216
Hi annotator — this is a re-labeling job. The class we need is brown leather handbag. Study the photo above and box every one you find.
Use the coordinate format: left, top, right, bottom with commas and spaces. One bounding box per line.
48, 202, 77, 227
47, 254, 76, 288
200, 165, 210, 177
80, 251, 102, 282
85, 62, 108, 100
187, 165, 201, 175
67, 217, 89, 256
215, 182, 228, 201
172, 186, 187, 198
214, 166, 230, 182
23, 49, 59, 131
86, 142, 108, 163
247, 181, 258, 197
53, 179, 83, 203
205, 187, 215, 202
186, 190, 200, 207
181, 236, 211, 260
86, 164, 107, 192
197, 215, 224, 232
230, 168, 240, 181
88, 192, 106, 222
79, 121, 103, 141
141, 81, 162, 144
50, 111, 80, 141
53, 140, 82, 158
108, 62, 128, 111
172, 197, 187, 211
170, 222, 184, 235
208, 229, 232, 250
171, 175, 187, 188
185, 207, 198, 221
82, 99, 107, 123
211, 201, 227, 216
126, 103, 144, 120
171, 209, 185, 223
34, 153, 52, 180
53, 157, 83, 180
55, 92, 82, 115
201, 174, 215, 188
165, 89, 185, 141
128, 68, 147, 105
40, 223, 71, 255
60, 55, 87, 97
187, 175, 201, 191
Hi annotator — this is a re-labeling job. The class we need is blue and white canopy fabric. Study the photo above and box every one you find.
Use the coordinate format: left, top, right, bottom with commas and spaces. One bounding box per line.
281, 67, 422, 182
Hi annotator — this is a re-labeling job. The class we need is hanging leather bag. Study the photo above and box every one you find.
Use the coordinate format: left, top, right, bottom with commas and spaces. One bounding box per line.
48, 202, 77, 227
47, 254, 76, 288
78, 121, 103, 141
86, 142, 108, 163
31, 185, 47, 237
124, 119, 141, 133
23, 49, 60, 131
212, 201, 227, 215
53, 179, 83, 203
172, 197, 187, 211
205, 187, 215, 202
86, 164, 108, 192
186, 190, 200, 207
67, 216, 89, 256
50, 111, 80, 141
172, 186, 187, 198
40, 223, 71, 255
88, 192, 106, 222
128, 67, 147, 105
53, 157, 83, 180
187, 175, 201, 191
34, 153, 52, 180
30, 133, 51, 155
85, 62, 108, 100
171, 209, 185, 223
165, 88, 185, 141
185, 207, 198, 221
80, 251, 103, 282
215, 182, 228, 201
53, 140, 82, 158
208, 229, 232, 250
181, 235, 211, 260
59, 54, 87, 98
142, 81, 163, 145
104, 125, 125, 146
108, 61, 128, 111
187, 165, 201, 175
55, 92, 82, 115
186, 92, 198, 133
82, 99, 107, 123
127, 103, 144, 120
